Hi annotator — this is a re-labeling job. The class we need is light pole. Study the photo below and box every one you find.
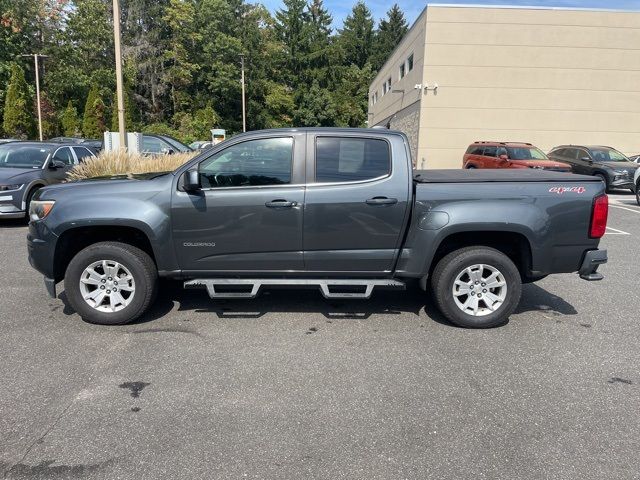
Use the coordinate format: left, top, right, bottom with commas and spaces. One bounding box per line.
112, 0, 126, 149
20, 54, 48, 141
240, 54, 246, 132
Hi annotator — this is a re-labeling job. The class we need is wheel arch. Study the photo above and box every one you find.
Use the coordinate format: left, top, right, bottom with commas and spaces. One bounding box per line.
429, 230, 533, 282
53, 225, 157, 282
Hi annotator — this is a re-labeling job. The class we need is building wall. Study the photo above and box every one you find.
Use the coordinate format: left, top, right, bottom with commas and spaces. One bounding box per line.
418, 5, 640, 169
368, 8, 427, 165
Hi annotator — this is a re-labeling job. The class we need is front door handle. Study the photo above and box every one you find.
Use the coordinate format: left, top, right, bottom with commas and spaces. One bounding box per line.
265, 199, 297, 208
365, 196, 398, 206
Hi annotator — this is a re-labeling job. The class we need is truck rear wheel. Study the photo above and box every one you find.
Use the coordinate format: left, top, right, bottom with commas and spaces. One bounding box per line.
431, 246, 522, 328
64, 242, 157, 325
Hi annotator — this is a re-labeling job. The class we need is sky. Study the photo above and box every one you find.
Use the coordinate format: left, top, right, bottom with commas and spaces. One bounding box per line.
259, 0, 640, 28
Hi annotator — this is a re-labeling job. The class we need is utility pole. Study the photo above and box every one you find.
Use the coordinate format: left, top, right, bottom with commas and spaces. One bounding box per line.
20, 54, 47, 141
112, 0, 126, 149
240, 54, 246, 132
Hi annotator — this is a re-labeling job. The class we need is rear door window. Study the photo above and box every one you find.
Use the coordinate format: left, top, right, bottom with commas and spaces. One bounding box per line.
483, 146, 497, 157
72, 147, 95, 162
315, 137, 390, 183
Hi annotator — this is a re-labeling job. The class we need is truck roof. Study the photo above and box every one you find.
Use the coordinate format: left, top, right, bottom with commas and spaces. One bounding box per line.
230, 127, 406, 137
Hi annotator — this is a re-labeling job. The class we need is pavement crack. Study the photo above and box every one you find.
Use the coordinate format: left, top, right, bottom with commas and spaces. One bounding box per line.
3, 400, 75, 479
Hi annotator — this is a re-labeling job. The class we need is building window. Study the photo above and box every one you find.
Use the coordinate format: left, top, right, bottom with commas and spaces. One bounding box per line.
407, 53, 414, 72
382, 77, 391, 95
399, 63, 406, 79
372, 91, 378, 105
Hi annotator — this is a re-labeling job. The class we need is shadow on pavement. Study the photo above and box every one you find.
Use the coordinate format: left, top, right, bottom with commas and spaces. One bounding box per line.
106, 279, 579, 328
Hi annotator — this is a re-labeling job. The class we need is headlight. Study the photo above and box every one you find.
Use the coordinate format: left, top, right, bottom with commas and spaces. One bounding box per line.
29, 200, 55, 221
613, 169, 627, 175
0, 184, 22, 191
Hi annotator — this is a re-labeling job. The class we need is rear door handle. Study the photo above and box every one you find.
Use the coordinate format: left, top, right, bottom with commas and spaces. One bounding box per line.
265, 199, 297, 208
365, 197, 398, 206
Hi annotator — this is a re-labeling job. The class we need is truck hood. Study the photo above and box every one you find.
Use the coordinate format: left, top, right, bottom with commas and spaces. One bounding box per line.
38, 172, 173, 199
510, 160, 571, 170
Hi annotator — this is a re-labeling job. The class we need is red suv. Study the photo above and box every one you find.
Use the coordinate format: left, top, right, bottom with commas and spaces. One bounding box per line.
463, 142, 571, 172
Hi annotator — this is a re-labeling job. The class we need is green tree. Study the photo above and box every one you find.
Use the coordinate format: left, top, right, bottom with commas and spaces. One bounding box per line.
371, 4, 408, 70
2, 63, 35, 139
82, 83, 106, 137
337, 1, 374, 69
275, 0, 308, 86
304, 0, 333, 86
61, 100, 80, 136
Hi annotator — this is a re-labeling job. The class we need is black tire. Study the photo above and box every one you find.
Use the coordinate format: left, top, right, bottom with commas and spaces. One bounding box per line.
595, 173, 610, 193
636, 183, 640, 206
64, 241, 157, 325
430, 246, 522, 328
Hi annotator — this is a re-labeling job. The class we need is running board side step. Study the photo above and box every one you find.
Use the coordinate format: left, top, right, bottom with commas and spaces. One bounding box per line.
183, 278, 405, 299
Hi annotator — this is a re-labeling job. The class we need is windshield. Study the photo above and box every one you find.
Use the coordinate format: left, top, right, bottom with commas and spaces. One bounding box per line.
590, 148, 629, 163
506, 147, 548, 160
0, 144, 50, 169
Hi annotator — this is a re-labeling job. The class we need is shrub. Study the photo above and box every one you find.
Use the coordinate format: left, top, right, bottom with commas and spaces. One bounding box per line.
67, 150, 196, 180
3, 63, 35, 139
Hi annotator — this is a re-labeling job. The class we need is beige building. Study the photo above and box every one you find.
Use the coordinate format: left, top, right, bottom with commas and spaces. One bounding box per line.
368, 4, 640, 169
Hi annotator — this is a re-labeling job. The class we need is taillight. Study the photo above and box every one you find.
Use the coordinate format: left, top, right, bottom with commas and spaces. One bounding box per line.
589, 194, 608, 239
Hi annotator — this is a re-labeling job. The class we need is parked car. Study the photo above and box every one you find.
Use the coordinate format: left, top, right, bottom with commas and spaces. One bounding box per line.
142, 134, 192, 155
463, 142, 571, 171
0, 141, 95, 219
548, 145, 639, 193
27, 128, 608, 329
634, 167, 640, 205
49, 137, 102, 152
0, 139, 18, 144
189, 141, 214, 150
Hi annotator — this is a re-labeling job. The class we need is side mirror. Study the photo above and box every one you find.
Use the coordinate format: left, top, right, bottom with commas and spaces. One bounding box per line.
498, 154, 509, 162
162, 147, 175, 155
49, 159, 66, 169
580, 157, 592, 164
183, 169, 201, 192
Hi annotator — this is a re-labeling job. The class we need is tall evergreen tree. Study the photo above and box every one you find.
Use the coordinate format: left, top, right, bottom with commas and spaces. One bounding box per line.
371, 4, 408, 71
337, 1, 374, 69
82, 83, 106, 137
61, 101, 80, 136
2, 63, 35, 139
304, 0, 333, 86
274, 0, 309, 86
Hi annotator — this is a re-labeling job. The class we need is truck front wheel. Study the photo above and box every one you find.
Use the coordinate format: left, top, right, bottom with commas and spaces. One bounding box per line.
431, 247, 522, 328
64, 242, 157, 325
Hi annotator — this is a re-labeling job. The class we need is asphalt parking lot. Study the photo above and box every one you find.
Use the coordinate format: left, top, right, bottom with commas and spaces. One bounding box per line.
1, 193, 639, 480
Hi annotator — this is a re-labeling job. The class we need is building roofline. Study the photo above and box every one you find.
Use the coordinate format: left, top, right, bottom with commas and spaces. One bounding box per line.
369, 2, 640, 91
427, 3, 640, 14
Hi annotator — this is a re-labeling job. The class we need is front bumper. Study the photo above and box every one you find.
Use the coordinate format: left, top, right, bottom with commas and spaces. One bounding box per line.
0, 188, 25, 218
578, 249, 607, 281
610, 179, 634, 189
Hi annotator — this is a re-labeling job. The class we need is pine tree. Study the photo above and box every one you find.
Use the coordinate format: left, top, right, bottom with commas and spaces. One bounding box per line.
304, 0, 333, 86
338, 1, 374, 69
82, 84, 106, 138
371, 4, 408, 71
2, 63, 35, 139
274, 0, 309, 86
61, 101, 80, 136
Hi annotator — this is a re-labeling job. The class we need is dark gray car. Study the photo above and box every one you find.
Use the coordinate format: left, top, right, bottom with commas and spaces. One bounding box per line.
0, 141, 95, 219
548, 145, 639, 192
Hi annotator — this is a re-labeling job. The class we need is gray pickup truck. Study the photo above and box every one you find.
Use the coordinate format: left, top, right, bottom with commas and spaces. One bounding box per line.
27, 128, 608, 328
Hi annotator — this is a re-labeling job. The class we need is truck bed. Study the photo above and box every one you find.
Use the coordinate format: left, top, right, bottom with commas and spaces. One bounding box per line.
413, 169, 599, 183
